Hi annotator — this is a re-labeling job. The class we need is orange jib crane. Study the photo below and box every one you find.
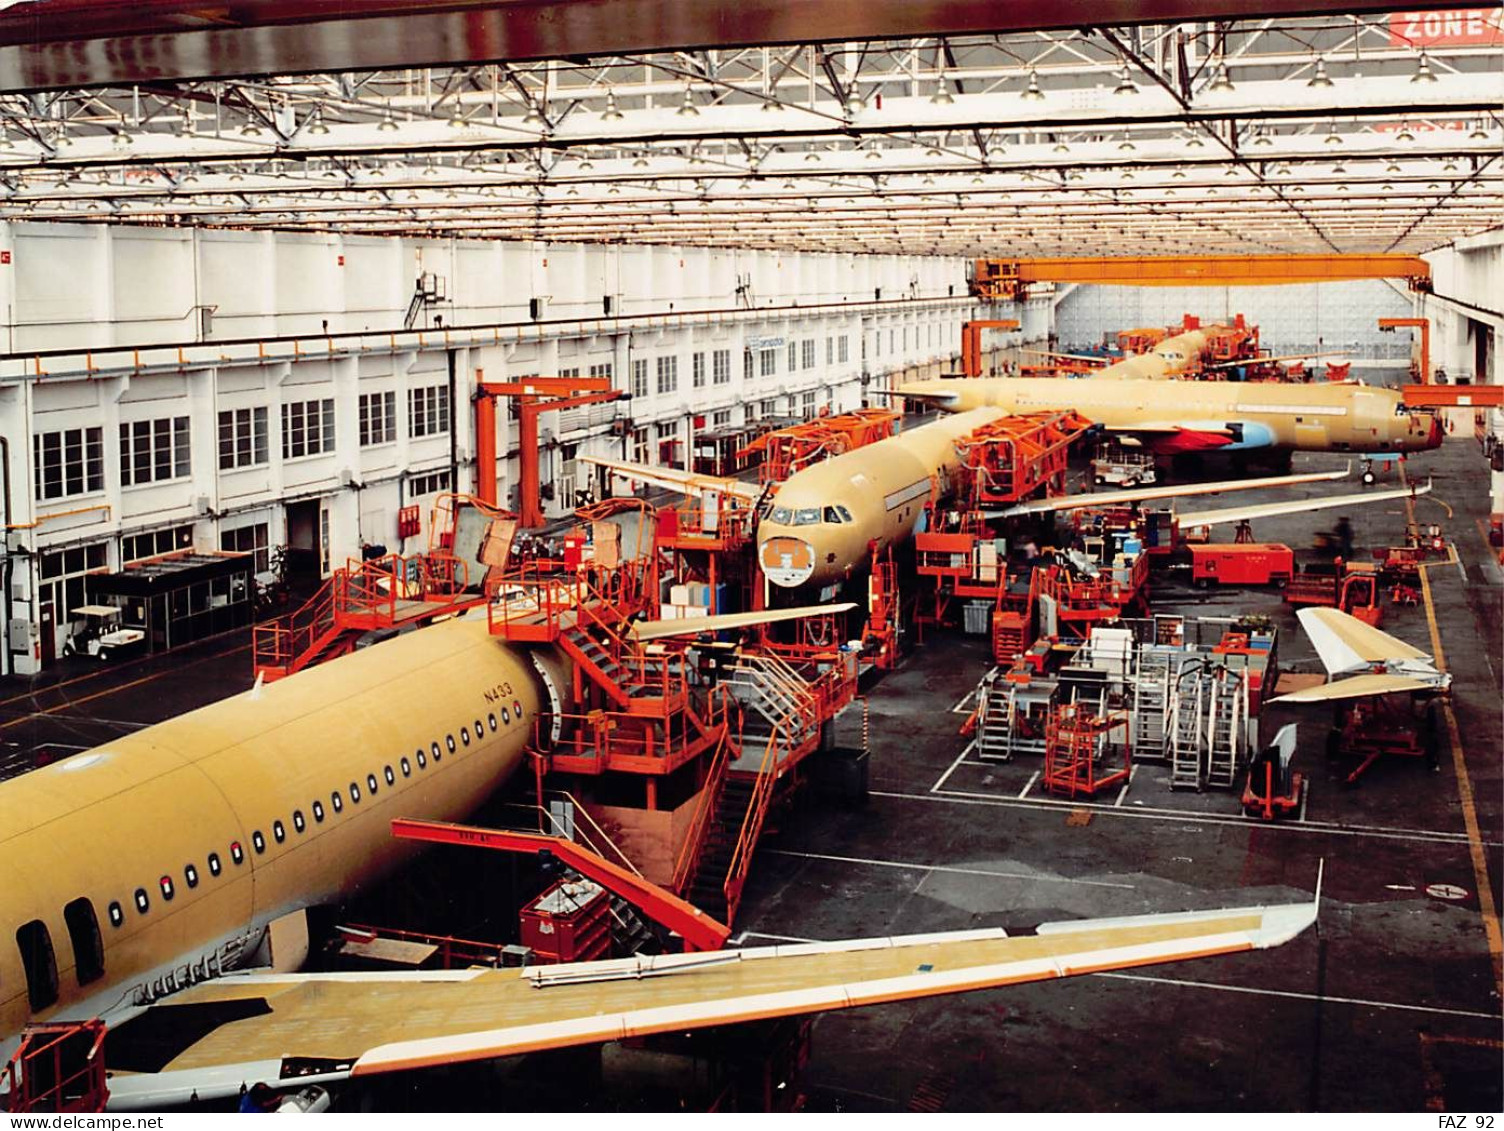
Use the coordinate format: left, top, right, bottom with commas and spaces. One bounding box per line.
473, 374, 624, 527
961, 318, 1022, 377
1379, 317, 1431, 384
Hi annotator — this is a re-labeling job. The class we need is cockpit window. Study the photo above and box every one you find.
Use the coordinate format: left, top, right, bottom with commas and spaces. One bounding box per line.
823, 507, 844, 524
771, 506, 793, 524
793, 508, 821, 526
837, 505, 853, 522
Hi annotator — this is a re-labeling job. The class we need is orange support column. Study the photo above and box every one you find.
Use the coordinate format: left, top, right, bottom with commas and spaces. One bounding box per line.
518, 399, 543, 528
474, 384, 498, 507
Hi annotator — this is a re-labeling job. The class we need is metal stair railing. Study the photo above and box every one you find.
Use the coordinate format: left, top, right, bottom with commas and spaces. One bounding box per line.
670, 722, 736, 895
252, 575, 338, 679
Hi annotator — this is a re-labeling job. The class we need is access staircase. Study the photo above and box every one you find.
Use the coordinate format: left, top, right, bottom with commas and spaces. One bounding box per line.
1130, 647, 1174, 761
1168, 666, 1249, 790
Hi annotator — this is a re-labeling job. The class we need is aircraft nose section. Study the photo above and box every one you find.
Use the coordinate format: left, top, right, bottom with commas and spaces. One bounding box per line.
759, 535, 816, 588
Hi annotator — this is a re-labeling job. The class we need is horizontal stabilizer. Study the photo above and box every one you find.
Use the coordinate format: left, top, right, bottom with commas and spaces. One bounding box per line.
631, 603, 857, 641
1270, 672, 1433, 704
579, 456, 761, 502
1297, 606, 1429, 675
1179, 481, 1430, 529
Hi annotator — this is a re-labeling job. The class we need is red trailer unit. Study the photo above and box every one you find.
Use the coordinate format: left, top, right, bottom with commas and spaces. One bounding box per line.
519, 878, 613, 964
1190, 543, 1295, 587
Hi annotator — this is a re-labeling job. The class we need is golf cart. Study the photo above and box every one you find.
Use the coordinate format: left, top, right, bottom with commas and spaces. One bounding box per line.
63, 605, 146, 661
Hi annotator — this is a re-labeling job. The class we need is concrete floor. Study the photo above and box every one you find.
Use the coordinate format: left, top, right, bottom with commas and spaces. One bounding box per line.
1, 428, 1498, 1112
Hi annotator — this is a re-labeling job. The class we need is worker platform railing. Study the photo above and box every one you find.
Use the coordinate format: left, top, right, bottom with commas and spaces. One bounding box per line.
1037, 553, 1150, 634
253, 553, 476, 681
953, 410, 1094, 508
1, 1020, 109, 1113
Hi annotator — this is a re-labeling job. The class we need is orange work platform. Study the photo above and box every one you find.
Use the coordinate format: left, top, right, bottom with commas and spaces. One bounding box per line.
253, 552, 481, 681
953, 410, 1095, 508
969, 255, 1432, 302
738, 407, 900, 483
1043, 704, 1132, 799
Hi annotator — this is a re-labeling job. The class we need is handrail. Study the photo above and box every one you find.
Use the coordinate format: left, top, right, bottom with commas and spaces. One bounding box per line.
538, 789, 646, 879
338, 922, 518, 970
671, 722, 734, 894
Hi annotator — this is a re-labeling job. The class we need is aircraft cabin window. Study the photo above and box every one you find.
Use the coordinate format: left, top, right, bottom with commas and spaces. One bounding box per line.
252, 831, 266, 854
312, 802, 325, 823
293, 810, 306, 833
331, 791, 344, 814
134, 888, 150, 913
63, 898, 105, 986
501, 707, 510, 724
366, 773, 379, 795
401, 757, 412, 777
460, 727, 471, 747
384, 766, 395, 786
208, 853, 222, 876
107, 902, 124, 929
230, 841, 245, 865
474, 719, 485, 739
349, 783, 361, 803
793, 508, 821, 526
273, 820, 286, 844
158, 876, 175, 901
431, 741, 442, 764
445, 734, 456, 754
15, 920, 59, 1011
417, 748, 428, 769
184, 864, 199, 888
513, 699, 523, 718
487, 714, 497, 732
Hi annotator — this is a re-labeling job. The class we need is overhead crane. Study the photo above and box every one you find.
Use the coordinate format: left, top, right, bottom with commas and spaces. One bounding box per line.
1379, 317, 1432, 384
969, 255, 1434, 303
960, 318, 1022, 377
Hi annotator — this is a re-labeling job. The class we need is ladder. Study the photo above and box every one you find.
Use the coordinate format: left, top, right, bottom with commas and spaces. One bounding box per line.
1130, 647, 1172, 761
1168, 669, 1206, 790
1205, 670, 1247, 788
975, 668, 1012, 763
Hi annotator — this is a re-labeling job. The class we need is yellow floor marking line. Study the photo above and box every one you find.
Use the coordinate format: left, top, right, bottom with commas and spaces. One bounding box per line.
1404, 467, 1503, 998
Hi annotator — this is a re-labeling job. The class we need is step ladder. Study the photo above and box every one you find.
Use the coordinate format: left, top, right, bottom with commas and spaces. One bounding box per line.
1168, 670, 1206, 791
1205, 670, 1248, 789
975, 668, 1012, 763
1130, 647, 1173, 762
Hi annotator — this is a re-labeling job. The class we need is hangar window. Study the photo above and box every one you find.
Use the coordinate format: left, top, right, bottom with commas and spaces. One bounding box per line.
15, 920, 59, 1011
401, 757, 412, 777
251, 832, 266, 854
384, 766, 395, 786
158, 876, 174, 901
133, 888, 150, 913
366, 773, 379, 795
445, 734, 456, 754
208, 853, 222, 876
460, 728, 471, 747
63, 899, 104, 986
272, 820, 286, 844
488, 714, 497, 732
230, 841, 245, 865
107, 902, 124, 929
331, 791, 343, 814
349, 783, 361, 803
184, 864, 199, 889
293, 810, 306, 833
312, 802, 324, 823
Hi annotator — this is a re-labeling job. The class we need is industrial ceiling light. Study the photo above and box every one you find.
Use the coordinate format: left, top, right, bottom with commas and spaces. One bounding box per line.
760, 97, 785, 113
600, 91, 625, 122
1395, 121, 1416, 142
1411, 50, 1438, 83
1324, 123, 1343, 145
1387, 162, 1402, 172
925, 146, 943, 157
970, 175, 984, 185
1331, 163, 1346, 174
239, 121, 263, 138
931, 73, 956, 105
1172, 169, 1187, 179
1308, 58, 1334, 88
1053, 141, 1070, 154
308, 113, 331, 136
633, 156, 649, 168
1021, 71, 1045, 102
521, 103, 547, 128
111, 131, 134, 149
1469, 120, 1489, 139
445, 111, 467, 130
804, 150, 822, 163
1251, 130, 1273, 148
1117, 139, 1136, 152
577, 159, 595, 170
1113, 64, 1139, 96
377, 112, 399, 133
1443, 160, 1459, 172
865, 146, 883, 160
1184, 133, 1207, 149
676, 87, 701, 117
1207, 63, 1234, 92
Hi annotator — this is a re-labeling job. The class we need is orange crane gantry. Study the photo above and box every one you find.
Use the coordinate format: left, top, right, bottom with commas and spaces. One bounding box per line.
1379, 317, 1432, 385
961, 318, 1022, 377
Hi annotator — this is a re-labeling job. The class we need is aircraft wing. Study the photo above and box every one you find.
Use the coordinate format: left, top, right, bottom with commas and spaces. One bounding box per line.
1178, 482, 1430, 529
1295, 606, 1429, 675
632, 603, 857, 641
579, 456, 762, 503
996, 466, 1349, 518
1270, 672, 1435, 704
100, 899, 1316, 1110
